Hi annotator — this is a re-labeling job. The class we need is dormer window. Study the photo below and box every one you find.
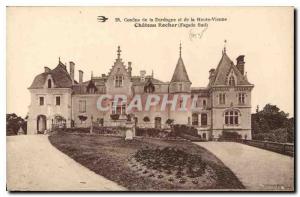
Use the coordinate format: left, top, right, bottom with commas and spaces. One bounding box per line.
229, 76, 235, 86
115, 75, 123, 87
144, 80, 155, 93
86, 80, 97, 94
48, 79, 52, 88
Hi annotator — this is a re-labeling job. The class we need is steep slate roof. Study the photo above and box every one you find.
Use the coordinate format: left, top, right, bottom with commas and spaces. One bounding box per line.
191, 87, 209, 93
29, 62, 74, 89
131, 76, 167, 86
171, 57, 191, 83
209, 52, 252, 86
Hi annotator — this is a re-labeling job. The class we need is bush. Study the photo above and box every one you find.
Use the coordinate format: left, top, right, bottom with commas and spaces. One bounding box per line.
219, 131, 242, 141
165, 119, 174, 126
7, 113, 27, 136
143, 116, 150, 122
173, 124, 198, 137
253, 128, 288, 143
136, 127, 172, 138
63, 126, 126, 136
63, 127, 90, 133
110, 114, 120, 120
78, 115, 88, 123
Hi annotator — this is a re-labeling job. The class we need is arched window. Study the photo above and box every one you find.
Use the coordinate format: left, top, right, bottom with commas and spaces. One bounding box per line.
225, 110, 239, 125
48, 79, 52, 88
229, 76, 235, 86
155, 117, 162, 129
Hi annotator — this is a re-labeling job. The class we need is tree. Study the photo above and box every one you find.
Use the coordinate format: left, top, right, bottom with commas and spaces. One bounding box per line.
78, 115, 88, 124
251, 104, 293, 143
6, 113, 27, 136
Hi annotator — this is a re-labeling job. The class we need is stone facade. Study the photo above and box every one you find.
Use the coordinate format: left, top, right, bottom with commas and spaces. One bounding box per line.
27, 45, 254, 140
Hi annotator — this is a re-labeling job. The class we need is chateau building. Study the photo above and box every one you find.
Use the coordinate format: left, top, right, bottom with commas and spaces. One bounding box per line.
27, 44, 254, 140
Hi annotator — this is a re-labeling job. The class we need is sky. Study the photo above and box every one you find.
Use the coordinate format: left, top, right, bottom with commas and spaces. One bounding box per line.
6, 7, 294, 118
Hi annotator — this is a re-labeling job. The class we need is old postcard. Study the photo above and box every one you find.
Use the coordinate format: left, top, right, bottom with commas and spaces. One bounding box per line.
6, 6, 294, 191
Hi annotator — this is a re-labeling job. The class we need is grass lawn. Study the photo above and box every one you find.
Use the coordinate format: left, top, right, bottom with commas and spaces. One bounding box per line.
49, 132, 244, 191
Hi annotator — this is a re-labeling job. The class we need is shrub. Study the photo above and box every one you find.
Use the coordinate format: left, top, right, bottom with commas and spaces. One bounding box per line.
253, 128, 289, 143
219, 131, 242, 141
126, 114, 132, 121
165, 119, 174, 126
7, 113, 27, 135
110, 114, 120, 120
78, 115, 88, 123
143, 116, 150, 122
135, 127, 172, 138
173, 124, 198, 136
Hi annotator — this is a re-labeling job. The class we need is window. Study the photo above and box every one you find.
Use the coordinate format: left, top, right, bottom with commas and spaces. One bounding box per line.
219, 93, 226, 104
225, 110, 239, 125
203, 99, 207, 107
115, 75, 123, 87
111, 101, 126, 115
88, 87, 95, 94
48, 79, 52, 88
55, 96, 60, 106
155, 117, 162, 129
229, 76, 235, 86
192, 113, 198, 126
79, 100, 86, 113
39, 97, 44, 106
201, 113, 208, 126
238, 93, 246, 104
122, 104, 126, 115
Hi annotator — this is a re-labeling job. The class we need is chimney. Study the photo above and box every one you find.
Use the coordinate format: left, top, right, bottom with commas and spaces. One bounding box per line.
69, 61, 75, 85
44, 67, 51, 73
128, 62, 132, 77
236, 55, 245, 75
140, 70, 146, 82
79, 70, 83, 84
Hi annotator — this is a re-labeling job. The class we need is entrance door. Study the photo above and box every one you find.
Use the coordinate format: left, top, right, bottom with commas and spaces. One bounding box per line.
37, 115, 47, 134
202, 133, 207, 140
154, 117, 161, 129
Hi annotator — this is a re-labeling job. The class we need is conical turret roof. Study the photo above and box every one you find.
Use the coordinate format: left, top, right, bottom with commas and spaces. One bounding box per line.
171, 43, 191, 83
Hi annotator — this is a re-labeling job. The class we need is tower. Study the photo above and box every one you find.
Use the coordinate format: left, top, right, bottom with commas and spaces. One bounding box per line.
169, 42, 191, 93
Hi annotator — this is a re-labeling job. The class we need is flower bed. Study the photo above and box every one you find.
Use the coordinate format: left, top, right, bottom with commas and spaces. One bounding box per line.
49, 133, 244, 190
62, 126, 126, 137
129, 147, 217, 187
135, 127, 175, 138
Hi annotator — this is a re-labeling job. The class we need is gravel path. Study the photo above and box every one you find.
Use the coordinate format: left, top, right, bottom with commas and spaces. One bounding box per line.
7, 135, 126, 191
194, 142, 294, 191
